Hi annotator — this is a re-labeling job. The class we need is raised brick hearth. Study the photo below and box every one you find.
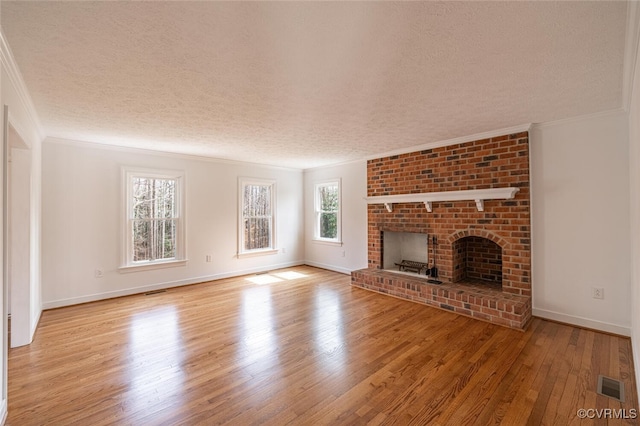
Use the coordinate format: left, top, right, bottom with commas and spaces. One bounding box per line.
351, 132, 532, 330
351, 269, 531, 329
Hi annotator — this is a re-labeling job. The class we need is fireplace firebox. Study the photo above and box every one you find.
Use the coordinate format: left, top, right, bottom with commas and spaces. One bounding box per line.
383, 231, 429, 275
452, 236, 502, 289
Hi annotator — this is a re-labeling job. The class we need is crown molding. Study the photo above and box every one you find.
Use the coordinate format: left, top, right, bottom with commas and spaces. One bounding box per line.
7, 110, 32, 150
530, 108, 626, 130
0, 31, 45, 141
303, 158, 366, 173
44, 136, 303, 172
364, 123, 531, 162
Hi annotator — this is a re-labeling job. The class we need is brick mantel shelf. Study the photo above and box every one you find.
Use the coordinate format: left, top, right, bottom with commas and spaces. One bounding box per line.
364, 187, 520, 212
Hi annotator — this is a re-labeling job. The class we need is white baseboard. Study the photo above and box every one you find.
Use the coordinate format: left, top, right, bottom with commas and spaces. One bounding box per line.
42, 261, 305, 310
303, 260, 354, 275
533, 308, 631, 336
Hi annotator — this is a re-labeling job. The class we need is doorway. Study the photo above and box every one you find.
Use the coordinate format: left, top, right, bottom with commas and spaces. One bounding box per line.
6, 120, 34, 348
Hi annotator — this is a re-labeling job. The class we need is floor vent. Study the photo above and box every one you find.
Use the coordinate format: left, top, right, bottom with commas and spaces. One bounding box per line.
597, 375, 624, 402
144, 289, 167, 296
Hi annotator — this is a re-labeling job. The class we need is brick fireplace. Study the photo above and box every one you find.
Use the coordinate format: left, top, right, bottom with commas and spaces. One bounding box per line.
351, 132, 532, 330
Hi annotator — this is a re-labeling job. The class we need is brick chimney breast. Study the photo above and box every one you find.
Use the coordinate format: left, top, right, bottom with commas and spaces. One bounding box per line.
353, 132, 531, 330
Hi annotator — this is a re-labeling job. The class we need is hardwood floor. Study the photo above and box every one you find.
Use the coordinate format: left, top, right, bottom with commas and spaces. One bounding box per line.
6, 266, 639, 425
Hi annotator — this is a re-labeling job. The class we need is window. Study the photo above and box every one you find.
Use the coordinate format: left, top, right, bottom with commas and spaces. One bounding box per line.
239, 178, 276, 256
314, 180, 341, 244
122, 168, 185, 270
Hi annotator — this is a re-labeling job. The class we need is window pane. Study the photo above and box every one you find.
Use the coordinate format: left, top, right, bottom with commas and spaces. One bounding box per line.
132, 218, 177, 262
319, 185, 338, 212
320, 212, 337, 239
132, 177, 176, 261
132, 177, 176, 219
314, 182, 339, 241
244, 217, 272, 250
157, 219, 176, 260
241, 182, 273, 251
126, 169, 183, 267
243, 184, 271, 218
132, 178, 151, 220
133, 220, 151, 262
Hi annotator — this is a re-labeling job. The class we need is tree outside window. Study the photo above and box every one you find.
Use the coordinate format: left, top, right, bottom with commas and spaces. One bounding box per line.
131, 177, 177, 262
122, 168, 185, 269
239, 178, 276, 255
315, 181, 341, 243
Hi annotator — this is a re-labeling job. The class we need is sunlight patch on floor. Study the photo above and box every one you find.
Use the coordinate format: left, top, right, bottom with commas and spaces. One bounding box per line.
273, 271, 307, 280
246, 275, 283, 285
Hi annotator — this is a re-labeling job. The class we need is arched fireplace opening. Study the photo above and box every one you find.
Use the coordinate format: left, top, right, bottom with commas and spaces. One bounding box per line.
452, 236, 502, 289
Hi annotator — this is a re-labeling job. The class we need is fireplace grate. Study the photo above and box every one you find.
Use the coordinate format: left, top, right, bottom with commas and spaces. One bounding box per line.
395, 260, 430, 274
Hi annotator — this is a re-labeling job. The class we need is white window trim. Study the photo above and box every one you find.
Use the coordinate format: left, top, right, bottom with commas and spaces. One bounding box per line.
119, 167, 187, 272
238, 177, 277, 258
313, 179, 342, 245
313, 239, 343, 248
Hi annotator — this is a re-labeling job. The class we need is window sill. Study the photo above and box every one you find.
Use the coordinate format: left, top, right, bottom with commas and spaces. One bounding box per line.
237, 249, 279, 259
312, 239, 343, 247
119, 259, 187, 273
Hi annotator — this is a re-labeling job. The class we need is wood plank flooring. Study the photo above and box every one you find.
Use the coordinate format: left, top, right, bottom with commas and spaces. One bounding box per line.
6, 266, 639, 425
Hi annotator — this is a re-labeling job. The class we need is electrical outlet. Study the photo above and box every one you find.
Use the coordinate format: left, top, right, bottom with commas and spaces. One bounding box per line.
282, 247, 286, 254
592, 287, 604, 299
341, 251, 346, 258
94, 268, 104, 278
205, 254, 212, 262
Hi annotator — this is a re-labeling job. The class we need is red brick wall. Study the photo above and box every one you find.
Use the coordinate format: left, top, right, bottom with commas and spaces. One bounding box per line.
455, 236, 503, 283
367, 132, 530, 296
452, 237, 467, 282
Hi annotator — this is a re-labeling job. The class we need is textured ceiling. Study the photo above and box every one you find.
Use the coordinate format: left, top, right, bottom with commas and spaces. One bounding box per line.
1, 1, 629, 169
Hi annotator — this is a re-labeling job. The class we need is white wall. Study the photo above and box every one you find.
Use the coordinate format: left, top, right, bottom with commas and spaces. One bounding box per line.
41, 139, 304, 308
628, 10, 640, 408
1, 27, 45, 421
304, 160, 368, 274
530, 111, 631, 335
9, 146, 32, 347
2, 56, 43, 349
0, 18, 6, 425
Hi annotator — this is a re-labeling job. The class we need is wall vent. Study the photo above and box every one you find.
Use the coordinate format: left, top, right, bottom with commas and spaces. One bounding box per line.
144, 289, 167, 296
597, 375, 624, 402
